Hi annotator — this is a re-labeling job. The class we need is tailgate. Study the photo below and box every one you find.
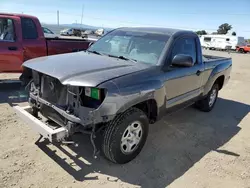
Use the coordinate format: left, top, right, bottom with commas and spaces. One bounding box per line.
46, 39, 90, 56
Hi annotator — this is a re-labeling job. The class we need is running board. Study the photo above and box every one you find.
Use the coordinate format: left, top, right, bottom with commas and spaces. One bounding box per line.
13, 105, 68, 142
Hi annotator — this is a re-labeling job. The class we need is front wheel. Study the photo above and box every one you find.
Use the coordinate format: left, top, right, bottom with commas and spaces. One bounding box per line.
239, 48, 245, 53
195, 83, 219, 112
102, 107, 149, 164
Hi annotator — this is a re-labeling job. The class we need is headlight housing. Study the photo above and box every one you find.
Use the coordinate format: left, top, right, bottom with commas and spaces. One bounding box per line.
84, 87, 101, 100
79, 87, 107, 109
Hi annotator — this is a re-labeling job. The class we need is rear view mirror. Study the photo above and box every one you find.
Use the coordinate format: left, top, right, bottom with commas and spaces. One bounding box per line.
172, 54, 194, 67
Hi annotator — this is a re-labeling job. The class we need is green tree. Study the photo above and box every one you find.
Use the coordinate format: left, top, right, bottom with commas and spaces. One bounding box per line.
217, 23, 232, 34
196, 30, 207, 35
232, 31, 236, 36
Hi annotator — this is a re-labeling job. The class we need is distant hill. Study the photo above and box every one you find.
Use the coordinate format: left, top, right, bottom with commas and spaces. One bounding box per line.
62, 23, 98, 29
41, 23, 114, 34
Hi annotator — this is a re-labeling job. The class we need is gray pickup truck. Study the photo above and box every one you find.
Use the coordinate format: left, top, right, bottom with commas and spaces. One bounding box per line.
15, 27, 232, 164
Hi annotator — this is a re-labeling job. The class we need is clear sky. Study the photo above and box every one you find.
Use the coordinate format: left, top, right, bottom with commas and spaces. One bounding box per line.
1, 0, 250, 38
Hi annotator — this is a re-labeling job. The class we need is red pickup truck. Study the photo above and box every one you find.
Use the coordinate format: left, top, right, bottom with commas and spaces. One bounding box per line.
236, 44, 250, 53
0, 13, 92, 73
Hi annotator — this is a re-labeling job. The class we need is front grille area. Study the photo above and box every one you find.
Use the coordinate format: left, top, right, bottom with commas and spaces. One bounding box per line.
41, 75, 67, 107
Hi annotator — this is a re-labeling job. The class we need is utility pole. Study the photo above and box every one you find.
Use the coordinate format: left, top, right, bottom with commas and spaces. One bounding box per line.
81, 5, 84, 28
57, 10, 59, 26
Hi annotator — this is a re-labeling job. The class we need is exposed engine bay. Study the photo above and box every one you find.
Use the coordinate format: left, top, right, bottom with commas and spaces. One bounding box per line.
28, 70, 107, 127
25, 70, 109, 156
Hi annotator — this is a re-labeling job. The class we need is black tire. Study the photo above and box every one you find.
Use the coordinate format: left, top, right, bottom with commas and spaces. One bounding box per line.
195, 83, 219, 112
102, 107, 149, 164
239, 48, 245, 53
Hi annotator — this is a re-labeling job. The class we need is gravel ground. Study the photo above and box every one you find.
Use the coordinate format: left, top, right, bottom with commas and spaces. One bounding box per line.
0, 51, 250, 188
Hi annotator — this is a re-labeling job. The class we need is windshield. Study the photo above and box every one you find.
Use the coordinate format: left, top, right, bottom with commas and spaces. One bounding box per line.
84, 30, 93, 34
62, 28, 71, 32
43, 27, 54, 34
88, 29, 169, 65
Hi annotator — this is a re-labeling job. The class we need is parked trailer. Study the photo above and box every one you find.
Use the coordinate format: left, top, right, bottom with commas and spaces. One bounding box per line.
199, 35, 245, 50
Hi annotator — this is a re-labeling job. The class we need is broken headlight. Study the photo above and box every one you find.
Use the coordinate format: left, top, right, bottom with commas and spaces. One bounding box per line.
79, 87, 106, 109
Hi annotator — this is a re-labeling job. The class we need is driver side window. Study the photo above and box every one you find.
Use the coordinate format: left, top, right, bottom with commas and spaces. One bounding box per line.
0, 18, 15, 42
171, 37, 197, 64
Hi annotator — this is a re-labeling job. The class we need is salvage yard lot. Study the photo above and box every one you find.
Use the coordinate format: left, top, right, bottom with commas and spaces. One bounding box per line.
0, 51, 250, 188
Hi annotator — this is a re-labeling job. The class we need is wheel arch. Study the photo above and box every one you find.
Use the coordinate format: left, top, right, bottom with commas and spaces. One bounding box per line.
215, 75, 225, 90
133, 99, 158, 124
204, 74, 225, 95
203, 61, 231, 95
116, 97, 159, 124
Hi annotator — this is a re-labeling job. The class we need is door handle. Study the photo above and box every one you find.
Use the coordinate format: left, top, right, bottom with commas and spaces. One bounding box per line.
8, 46, 18, 51
196, 70, 202, 76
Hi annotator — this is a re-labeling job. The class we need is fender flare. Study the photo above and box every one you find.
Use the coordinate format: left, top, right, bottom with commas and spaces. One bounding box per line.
203, 64, 226, 95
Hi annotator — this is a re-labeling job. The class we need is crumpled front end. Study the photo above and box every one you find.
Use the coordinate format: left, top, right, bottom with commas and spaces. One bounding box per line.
28, 70, 108, 129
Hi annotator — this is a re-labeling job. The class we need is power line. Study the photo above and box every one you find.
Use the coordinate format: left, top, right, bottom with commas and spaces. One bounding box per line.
5, 2, 250, 16
16, 9, 250, 18
58, 12, 250, 33
3, 10, 250, 33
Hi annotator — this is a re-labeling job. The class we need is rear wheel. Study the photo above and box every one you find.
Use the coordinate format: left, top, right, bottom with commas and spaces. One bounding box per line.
102, 107, 149, 164
195, 83, 219, 112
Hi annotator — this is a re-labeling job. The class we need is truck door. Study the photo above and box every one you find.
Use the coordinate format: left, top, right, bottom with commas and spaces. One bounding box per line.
0, 16, 23, 72
21, 17, 46, 61
164, 36, 204, 108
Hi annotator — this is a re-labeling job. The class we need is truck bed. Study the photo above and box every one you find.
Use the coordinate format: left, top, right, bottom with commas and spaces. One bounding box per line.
46, 38, 93, 56
203, 55, 232, 78
203, 54, 231, 63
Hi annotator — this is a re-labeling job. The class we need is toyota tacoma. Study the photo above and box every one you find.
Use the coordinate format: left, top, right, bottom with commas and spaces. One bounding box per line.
14, 27, 232, 164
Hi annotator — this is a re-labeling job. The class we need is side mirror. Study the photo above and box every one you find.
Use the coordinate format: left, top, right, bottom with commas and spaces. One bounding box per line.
88, 42, 93, 47
172, 54, 194, 67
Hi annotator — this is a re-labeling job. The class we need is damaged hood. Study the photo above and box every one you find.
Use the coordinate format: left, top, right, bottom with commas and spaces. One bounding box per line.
23, 52, 150, 87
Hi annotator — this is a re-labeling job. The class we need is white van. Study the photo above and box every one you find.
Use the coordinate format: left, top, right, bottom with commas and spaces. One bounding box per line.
199, 35, 245, 50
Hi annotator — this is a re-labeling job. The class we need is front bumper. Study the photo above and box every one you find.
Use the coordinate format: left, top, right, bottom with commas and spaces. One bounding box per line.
29, 93, 99, 127
30, 93, 81, 124
13, 105, 68, 142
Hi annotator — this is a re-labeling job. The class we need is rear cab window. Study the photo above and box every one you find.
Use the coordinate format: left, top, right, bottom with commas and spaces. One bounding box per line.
0, 18, 16, 42
21, 17, 38, 39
